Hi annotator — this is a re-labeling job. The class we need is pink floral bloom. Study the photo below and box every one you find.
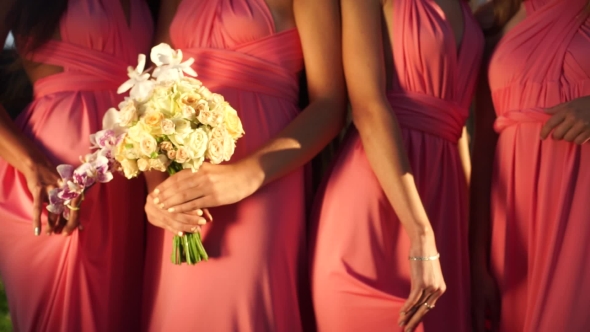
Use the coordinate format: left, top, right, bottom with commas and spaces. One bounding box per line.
47, 188, 65, 215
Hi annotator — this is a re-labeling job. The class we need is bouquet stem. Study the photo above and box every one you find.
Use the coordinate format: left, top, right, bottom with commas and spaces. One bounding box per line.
171, 231, 209, 265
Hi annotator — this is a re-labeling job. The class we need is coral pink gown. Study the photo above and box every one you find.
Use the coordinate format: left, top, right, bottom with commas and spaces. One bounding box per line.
489, 0, 590, 330
141, 1, 306, 331
0, 0, 153, 331
310, 1, 483, 331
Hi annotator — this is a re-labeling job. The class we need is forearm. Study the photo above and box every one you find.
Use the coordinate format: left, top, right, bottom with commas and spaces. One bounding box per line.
458, 126, 472, 185
0, 104, 43, 176
354, 100, 435, 244
242, 97, 346, 188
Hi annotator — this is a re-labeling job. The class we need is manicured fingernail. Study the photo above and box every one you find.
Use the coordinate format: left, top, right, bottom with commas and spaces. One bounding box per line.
197, 209, 203, 216
177, 231, 183, 236
153, 197, 160, 204
167, 208, 175, 213
34, 227, 40, 236
198, 218, 207, 225
154, 188, 160, 195
159, 203, 165, 209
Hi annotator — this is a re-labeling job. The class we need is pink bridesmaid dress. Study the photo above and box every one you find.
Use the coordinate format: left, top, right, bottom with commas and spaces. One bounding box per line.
0, 0, 153, 331
489, 0, 590, 330
141, 1, 306, 331
310, 0, 483, 331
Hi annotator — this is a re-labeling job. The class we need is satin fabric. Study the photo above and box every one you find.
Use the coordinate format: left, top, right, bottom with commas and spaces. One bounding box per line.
141, 1, 307, 331
309, 0, 483, 331
488, 0, 590, 330
0, 0, 153, 331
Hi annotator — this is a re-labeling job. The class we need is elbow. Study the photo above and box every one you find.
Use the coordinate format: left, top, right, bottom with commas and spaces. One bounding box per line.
311, 95, 348, 139
350, 100, 389, 134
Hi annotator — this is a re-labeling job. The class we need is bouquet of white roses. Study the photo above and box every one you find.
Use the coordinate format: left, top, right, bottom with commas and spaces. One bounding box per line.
47, 43, 245, 265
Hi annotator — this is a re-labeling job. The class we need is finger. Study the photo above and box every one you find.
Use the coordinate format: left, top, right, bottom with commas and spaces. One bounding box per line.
403, 302, 430, 332
185, 209, 204, 216
550, 117, 576, 140
574, 132, 590, 145
146, 200, 207, 233
31, 186, 44, 236
62, 195, 83, 236
164, 215, 207, 235
62, 209, 80, 236
540, 111, 566, 139
46, 212, 59, 235
562, 122, 586, 142
166, 197, 210, 214
543, 103, 566, 115
398, 289, 425, 326
423, 289, 443, 307
154, 170, 196, 201
54, 212, 67, 234
202, 208, 213, 223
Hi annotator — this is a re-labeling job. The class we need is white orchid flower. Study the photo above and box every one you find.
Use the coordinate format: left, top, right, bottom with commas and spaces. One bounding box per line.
150, 43, 197, 82
117, 54, 155, 101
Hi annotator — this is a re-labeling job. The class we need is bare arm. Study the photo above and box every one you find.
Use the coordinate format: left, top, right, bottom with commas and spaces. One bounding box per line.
0, 0, 36, 175
151, 0, 347, 212
458, 126, 471, 185
241, 0, 347, 187
343, 0, 435, 249
0, 0, 73, 235
341, 1, 445, 329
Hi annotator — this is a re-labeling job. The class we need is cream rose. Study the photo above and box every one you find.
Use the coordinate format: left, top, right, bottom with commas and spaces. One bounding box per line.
126, 121, 150, 142
174, 118, 193, 136
197, 85, 213, 100
181, 105, 197, 121
222, 132, 236, 160
137, 157, 151, 172
180, 77, 202, 90
117, 137, 140, 161
139, 134, 158, 157
180, 92, 201, 107
146, 85, 175, 116
175, 146, 190, 163
182, 156, 205, 172
184, 128, 208, 159
118, 99, 138, 127
160, 141, 174, 151
149, 154, 170, 172
161, 118, 176, 135
167, 149, 177, 160
206, 138, 224, 164
121, 159, 139, 179
143, 111, 164, 128
223, 103, 244, 139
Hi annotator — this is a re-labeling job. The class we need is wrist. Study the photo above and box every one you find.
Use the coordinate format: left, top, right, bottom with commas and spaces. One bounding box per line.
408, 227, 438, 257
236, 157, 265, 195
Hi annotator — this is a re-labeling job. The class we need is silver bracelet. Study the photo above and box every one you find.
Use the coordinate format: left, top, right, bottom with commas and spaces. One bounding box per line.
408, 253, 440, 261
